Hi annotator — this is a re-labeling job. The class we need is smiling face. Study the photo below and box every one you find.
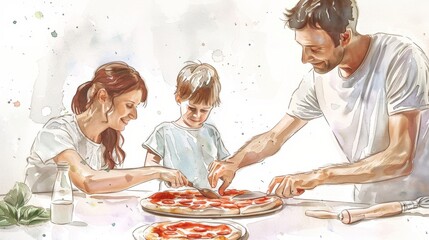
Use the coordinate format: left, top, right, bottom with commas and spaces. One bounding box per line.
177, 100, 213, 128
106, 89, 143, 131
295, 25, 345, 74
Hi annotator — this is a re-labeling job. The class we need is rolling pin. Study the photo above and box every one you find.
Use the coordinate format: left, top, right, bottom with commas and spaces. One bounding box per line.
305, 196, 429, 224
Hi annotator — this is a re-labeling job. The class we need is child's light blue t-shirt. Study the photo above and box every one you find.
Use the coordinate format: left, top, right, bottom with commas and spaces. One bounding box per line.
143, 122, 230, 189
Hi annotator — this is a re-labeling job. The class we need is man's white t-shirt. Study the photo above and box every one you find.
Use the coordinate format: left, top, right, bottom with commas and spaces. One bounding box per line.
25, 114, 109, 193
287, 33, 429, 204
143, 122, 230, 189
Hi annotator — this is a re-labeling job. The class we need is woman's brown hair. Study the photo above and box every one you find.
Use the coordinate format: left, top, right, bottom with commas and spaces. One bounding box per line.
71, 61, 148, 169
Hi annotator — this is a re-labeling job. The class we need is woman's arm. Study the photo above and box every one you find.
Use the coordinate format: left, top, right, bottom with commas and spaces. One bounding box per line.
54, 149, 188, 194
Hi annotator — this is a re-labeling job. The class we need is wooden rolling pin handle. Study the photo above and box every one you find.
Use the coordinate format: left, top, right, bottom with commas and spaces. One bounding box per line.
340, 201, 404, 224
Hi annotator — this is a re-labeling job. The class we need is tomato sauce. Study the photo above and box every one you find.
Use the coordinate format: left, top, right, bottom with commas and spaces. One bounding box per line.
152, 221, 232, 239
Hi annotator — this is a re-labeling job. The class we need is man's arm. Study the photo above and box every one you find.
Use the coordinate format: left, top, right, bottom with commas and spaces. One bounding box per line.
232, 113, 308, 168
208, 113, 308, 193
268, 110, 420, 197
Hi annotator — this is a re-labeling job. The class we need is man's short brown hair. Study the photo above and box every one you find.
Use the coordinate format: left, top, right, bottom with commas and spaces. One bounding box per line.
284, 0, 357, 47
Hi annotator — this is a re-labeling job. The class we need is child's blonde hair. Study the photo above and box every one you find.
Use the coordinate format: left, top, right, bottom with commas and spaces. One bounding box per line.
175, 61, 221, 107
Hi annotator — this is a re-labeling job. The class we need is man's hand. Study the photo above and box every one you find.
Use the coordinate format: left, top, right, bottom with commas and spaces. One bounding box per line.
208, 160, 239, 195
267, 171, 322, 198
158, 168, 189, 188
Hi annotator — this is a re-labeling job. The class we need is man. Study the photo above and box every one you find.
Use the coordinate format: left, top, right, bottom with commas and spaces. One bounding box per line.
208, 0, 429, 204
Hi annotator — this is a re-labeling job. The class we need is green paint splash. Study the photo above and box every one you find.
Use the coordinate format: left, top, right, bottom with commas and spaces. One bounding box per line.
35, 11, 44, 19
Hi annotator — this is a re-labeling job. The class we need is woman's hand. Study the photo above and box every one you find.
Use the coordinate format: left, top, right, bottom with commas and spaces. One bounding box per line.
158, 168, 189, 188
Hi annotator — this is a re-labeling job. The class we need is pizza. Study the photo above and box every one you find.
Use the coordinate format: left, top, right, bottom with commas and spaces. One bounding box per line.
141, 220, 242, 240
140, 189, 283, 217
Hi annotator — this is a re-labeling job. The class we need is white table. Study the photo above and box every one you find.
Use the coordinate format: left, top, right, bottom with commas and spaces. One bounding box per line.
1, 190, 429, 240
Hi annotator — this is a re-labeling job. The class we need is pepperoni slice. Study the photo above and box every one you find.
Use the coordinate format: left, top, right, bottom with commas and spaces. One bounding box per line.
166, 226, 176, 231
254, 197, 270, 204
193, 200, 207, 205
206, 232, 216, 238
150, 192, 176, 200
221, 203, 238, 209
237, 202, 252, 208
164, 230, 178, 235
178, 202, 191, 206
187, 233, 202, 238
184, 190, 199, 195
179, 199, 193, 204
192, 226, 208, 232
217, 230, 232, 235
182, 195, 195, 199
189, 204, 201, 209
209, 202, 222, 207
161, 199, 175, 204
223, 189, 244, 196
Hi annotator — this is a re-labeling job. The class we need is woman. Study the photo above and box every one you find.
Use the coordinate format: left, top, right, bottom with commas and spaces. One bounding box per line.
25, 61, 189, 194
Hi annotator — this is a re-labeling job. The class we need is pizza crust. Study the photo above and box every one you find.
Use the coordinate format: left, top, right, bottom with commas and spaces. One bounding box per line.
237, 197, 283, 214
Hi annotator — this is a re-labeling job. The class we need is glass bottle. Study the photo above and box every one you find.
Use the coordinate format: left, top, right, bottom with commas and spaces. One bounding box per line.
50, 161, 74, 224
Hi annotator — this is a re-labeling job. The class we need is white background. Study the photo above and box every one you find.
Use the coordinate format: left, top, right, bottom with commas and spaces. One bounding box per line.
1, 0, 429, 203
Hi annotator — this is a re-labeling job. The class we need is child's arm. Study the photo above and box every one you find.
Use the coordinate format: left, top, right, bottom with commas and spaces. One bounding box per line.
145, 149, 162, 166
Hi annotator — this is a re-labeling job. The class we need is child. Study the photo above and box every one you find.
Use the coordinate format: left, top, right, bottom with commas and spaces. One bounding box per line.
143, 61, 229, 189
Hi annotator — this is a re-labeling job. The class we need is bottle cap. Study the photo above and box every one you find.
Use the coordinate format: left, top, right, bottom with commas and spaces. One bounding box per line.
56, 161, 69, 170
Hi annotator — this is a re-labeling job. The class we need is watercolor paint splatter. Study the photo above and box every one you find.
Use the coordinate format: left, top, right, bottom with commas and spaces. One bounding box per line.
35, 11, 44, 19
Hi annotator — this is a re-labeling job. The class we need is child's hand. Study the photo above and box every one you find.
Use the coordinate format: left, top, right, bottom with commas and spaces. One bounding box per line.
159, 168, 189, 188
207, 160, 239, 195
